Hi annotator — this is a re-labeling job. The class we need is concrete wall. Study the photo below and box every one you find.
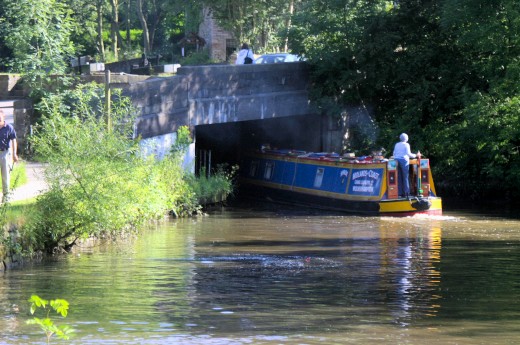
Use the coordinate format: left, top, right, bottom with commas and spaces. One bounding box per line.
124, 62, 314, 140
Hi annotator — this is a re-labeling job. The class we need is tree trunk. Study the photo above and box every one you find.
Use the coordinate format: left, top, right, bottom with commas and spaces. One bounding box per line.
284, 0, 295, 52
126, 0, 131, 49
136, 0, 151, 55
96, 0, 105, 60
109, 0, 119, 60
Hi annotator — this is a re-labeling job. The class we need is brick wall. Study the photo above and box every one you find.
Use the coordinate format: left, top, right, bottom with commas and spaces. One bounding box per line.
199, 7, 235, 62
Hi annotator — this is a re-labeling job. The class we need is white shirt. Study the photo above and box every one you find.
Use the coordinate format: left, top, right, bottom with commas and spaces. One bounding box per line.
393, 141, 416, 161
236, 49, 254, 64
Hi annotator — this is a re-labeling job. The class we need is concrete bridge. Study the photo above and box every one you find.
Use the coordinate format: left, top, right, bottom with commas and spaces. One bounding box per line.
121, 62, 345, 168
1, 63, 355, 163
124, 62, 315, 138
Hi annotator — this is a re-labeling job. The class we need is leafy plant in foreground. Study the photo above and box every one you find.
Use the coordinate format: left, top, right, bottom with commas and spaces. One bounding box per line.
26, 295, 74, 344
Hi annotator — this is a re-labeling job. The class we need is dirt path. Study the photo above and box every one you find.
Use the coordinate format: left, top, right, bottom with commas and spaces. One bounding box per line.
8, 161, 47, 202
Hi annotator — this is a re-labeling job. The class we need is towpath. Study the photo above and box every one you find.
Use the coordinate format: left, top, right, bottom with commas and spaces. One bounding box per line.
2, 112, 48, 202
8, 161, 47, 202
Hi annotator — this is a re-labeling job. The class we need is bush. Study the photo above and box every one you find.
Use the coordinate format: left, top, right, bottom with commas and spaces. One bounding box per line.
24, 83, 195, 253
187, 165, 238, 206
5, 84, 236, 255
180, 50, 216, 66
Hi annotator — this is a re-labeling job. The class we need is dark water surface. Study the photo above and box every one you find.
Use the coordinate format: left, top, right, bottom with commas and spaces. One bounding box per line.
1, 205, 520, 344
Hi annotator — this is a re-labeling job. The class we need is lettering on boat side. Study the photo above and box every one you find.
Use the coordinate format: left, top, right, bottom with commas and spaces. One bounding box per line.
348, 169, 384, 196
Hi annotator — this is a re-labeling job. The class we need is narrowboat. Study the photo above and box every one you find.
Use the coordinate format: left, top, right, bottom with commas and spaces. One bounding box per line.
239, 148, 442, 216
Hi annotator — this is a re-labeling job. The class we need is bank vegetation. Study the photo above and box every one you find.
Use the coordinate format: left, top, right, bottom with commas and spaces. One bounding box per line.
1, 83, 234, 262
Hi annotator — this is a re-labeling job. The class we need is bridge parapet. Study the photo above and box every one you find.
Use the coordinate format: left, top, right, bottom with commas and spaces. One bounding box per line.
125, 62, 313, 139
178, 62, 309, 97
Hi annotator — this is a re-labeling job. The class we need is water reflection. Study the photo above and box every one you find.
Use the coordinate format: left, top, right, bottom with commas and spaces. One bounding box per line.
177, 215, 446, 335
378, 219, 443, 324
0, 208, 520, 344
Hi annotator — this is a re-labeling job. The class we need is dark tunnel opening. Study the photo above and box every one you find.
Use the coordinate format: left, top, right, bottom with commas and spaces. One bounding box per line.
194, 113, 324, 175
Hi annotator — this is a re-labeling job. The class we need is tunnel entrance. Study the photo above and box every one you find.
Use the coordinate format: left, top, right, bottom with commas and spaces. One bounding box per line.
194, 113, 324, 175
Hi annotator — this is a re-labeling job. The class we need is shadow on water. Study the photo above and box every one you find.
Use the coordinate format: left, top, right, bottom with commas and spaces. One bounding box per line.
214, 195, 376, 218
442, 196, 520, 219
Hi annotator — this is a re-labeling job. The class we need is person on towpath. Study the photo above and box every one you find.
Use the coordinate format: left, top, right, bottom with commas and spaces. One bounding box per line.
0, 109, 18, 201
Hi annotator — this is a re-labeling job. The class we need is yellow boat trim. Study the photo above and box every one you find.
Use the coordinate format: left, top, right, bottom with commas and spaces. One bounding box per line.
379, 197, 443, 213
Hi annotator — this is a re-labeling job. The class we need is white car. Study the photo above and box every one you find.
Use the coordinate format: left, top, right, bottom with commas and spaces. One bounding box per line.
254, 53, 301, 64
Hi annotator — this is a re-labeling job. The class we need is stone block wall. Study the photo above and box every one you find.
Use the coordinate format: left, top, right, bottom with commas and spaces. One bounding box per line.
178, 63, 309, 98
123, 76, 190, 138
181, 63, 311, 127
124, 62, 313, 140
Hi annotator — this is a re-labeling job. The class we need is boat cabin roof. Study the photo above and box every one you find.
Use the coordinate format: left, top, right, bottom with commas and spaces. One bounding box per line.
259, 149, 388, 164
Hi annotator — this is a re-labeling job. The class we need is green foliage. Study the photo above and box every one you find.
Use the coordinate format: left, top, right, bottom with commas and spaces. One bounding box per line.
289, 0, 389, 117
25, 83, 190, 252
0, 0, 77, 99
203, 0, 297, 52
290, 0, 520, 199
188, 164, 238, 206
118, 29, 143, 42
101, 30, 144, 62
171, 125, 192, 154
65, 0, 96, 55
18, 83, 233, 253
9, 161, 28, 189
180, 50, 214, 66
27, 295, 74, 344
0, 162, 29, 258
105, 29, 143, 44
434, 95, 520, 198
158, 154, 201, 218
1, 233, 23, 258
0, 199, 38, 259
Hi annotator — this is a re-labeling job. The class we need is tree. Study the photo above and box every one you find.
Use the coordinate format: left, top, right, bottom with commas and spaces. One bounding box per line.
134, 0, 195, 56
96, 0, 106, 60
136, 0, 151, 55
0, 0, 76, 100
65, 0, 101, 58
289, 0, 520, 199
431, 0, 520, 197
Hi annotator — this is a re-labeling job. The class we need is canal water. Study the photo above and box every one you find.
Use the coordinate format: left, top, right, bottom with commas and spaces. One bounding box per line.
1, 203, 520, 344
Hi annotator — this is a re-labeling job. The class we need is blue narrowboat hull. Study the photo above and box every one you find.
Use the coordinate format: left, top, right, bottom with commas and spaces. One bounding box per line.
240, 150, 442, 216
